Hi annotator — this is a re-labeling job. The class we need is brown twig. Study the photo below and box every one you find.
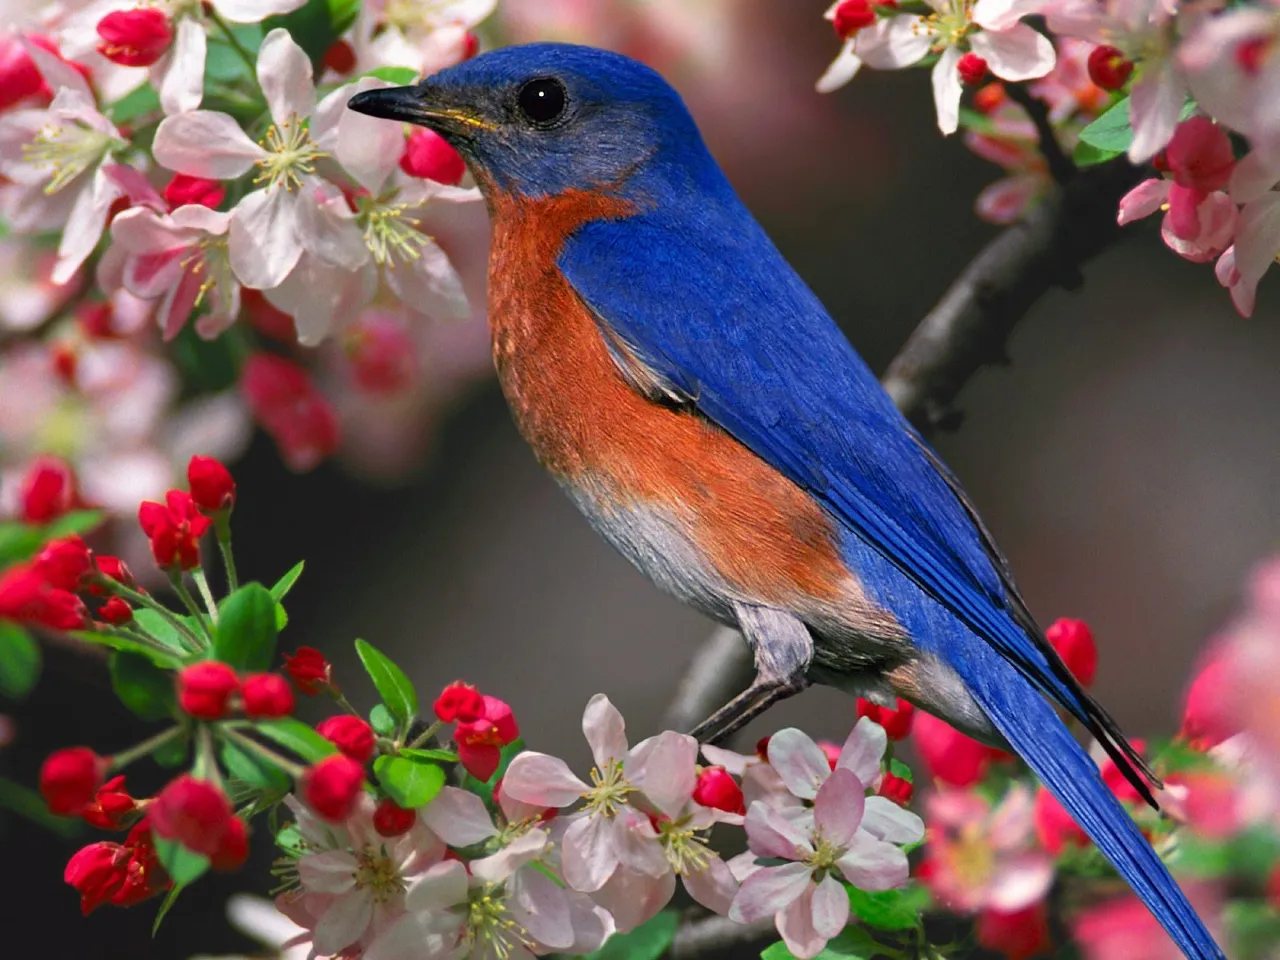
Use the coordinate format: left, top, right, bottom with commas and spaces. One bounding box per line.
1004, 81, 1077, 186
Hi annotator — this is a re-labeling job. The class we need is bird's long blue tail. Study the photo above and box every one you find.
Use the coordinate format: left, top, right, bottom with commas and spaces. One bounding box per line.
946, 631, 1225, 960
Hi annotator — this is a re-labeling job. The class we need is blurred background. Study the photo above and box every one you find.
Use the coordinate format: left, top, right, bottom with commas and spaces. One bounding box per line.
4, 0, 1278, 955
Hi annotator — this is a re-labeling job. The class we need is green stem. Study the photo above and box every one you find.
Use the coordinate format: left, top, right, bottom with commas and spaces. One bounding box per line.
192, 569, 219, 625
107, 580, 203, 652
221, 728, 306, 780
104, 625, 180, 657
332, 692, 363, 717
208, 9, 259, 80
110, 726, 184, 771
216, 519, 239, 592
406, 720, 444, 751
171, 574, 214, 642
195, 725, 226, 790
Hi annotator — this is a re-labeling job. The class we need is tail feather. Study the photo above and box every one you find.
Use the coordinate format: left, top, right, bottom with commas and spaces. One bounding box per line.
946, 631, 1225, 960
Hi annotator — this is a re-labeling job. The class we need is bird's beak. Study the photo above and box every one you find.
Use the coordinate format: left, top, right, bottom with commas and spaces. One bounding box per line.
346, 84, 495, 136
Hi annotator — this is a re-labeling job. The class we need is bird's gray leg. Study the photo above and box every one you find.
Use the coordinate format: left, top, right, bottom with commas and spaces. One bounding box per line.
688, 604, 813, 745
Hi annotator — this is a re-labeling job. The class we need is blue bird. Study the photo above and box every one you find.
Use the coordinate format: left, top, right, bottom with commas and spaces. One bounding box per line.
348, 43, 1224, 958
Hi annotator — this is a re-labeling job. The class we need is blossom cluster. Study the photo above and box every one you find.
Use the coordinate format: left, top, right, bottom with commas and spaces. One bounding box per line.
819, 0, 1280, 316
0, 0, 493, 516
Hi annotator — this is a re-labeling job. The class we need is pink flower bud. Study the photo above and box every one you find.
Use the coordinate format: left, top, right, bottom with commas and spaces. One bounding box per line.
138, 490, 212, 570
19, 456, 76, 523
241, 354, 340, 473
163, 174, 225, 211
40, 747, 106, 816
317, 715, 376, 763
832, 0, 876, 38
373, 798, 416, 837
1087, 45, 1133, 91
400, 128, 467, 184
434, 681, 485, 723
187, 455, 236, 513
856, 696, 916, 739
1045, 618, 1098, 687
957, 53, 988, 86
177, 662, 240, 720
1165, 117, 1235, 193
877, 773, 914, 805
241, 673, 295, 718
693, 766, 745, 814
283, 646, 333, 695
150, 775, 235, 856
96, 8, 173, 67
303, 755, 365, 822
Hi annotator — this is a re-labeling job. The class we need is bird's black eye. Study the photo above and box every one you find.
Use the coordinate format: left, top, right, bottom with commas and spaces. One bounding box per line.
517, 77, 568, 126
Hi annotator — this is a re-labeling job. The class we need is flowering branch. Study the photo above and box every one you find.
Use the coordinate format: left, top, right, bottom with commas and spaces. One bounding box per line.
1002, 82, 1076, 186
669, 914, 776, 960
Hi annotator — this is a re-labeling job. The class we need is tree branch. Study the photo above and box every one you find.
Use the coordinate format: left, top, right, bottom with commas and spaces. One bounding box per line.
1004, 82, 1076, 187
664, 155, 1145, 957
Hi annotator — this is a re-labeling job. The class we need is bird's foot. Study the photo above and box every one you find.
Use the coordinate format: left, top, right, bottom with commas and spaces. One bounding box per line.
689, 674, 809, 745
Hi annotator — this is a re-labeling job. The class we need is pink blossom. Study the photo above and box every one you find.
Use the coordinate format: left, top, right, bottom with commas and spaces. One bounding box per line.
502, 695, 694, 899
1212, 151, 1280, 317
729, 769, 918, 959
817, 0, 1056, 135
921, 785, 1054, 914
1044, 0, 1186, 161
352, 0, 494, 76
1117, 178, 1237, 264
1073, 887, 1222, 960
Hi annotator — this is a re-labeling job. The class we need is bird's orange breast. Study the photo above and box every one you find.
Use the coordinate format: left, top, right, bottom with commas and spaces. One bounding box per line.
484, 187, 853, 610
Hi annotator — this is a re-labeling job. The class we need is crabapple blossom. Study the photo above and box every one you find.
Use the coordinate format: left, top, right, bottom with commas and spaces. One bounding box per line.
913, 710, 1012, 787
64, 818, 168, 914
818, 0, 1055, 134
177, 662, 240, 719
730, 769, 917, 959
39, 746, 106, 816
81, 775, 138, 830
1213, 151, 1280, 317
283, 646, 334, 695
241, 673, 296, 718
1046, 617, 1098, 686
921, 784, 1054, 914
353, 0, 494, 77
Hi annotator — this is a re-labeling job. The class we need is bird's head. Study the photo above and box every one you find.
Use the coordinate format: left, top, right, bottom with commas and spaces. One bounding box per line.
346, 43, 716, 201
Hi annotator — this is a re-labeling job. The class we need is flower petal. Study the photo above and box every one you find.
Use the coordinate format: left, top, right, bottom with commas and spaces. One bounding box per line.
612, 810, 668, 878
229, 188, 302, 290
561, 813, 619, 893
777, 885, 829, 960
682, 855, 739, 916
1128, 61, 1185, 163
54, 166, 121, 285
860, 796, 925, 844
971, 23, 1055, 82
745, 800, 813, 860
837, 717, 887, 786
988, 853, 1056, 911
314, 78, 406, 194
420, 786, 499, 847
1117, 178, 1171, 225
297, 850, 357, 893
858, 16, 932, 70
813, 768, 866, 847
626, 731, 698, 819
583, 693, 628, 770
767, 728, 830, 801
816, 40, 861, 94
591, 866, 676, 934
257, 28, 315, 126
313, 890, 372, 955
509, 866, 574, 950
404, 859, 469, 913
932, 47, 964, 135
157, 17, 206, 115
211, 0, 308, 21
973, 0, 1046, 30
154, 111, 265, 179
502, 752, 590, 808
811, 874, 850, 939
836, 830, 909, 891
728, 862, 814, 924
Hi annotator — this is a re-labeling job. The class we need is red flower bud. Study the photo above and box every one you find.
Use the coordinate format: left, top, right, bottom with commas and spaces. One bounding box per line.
241, 354, 340, 473
19, 456, 76, 523
163, 173, 225, 211
1033, 784, 1088, 854
373, 798, 417, 837
96, 7, 173, 67
149, 775, 235, 857
1165, 116, 1236, 193
322, 38, 356, 75
241, 673, 295, 718
957, 52, 988, 86
456, 696, 519, 781
241, 289, 296, 342
1046, 618, 1098, 687
177, 661, 240, 720
303, 755, 365, 822
0, 33, 48, 111
856, 697, 916, 740
755, 735, 771, 759
40, 746, 106, 816
342, 313, 419, 396
400, 128, 467, 184
283, 646, 333, 695
187, 455, 236, 513
977, 903, 1052, 960
693, 766, 745, 814
832, 0, 876, 38
64, 841, 128, 914
877, 773, 914, 805
32, 536, 93, 591
973, 82, 1006, 114
0, 565, 89, 630
434, 681, 485, 723
209, 815, 249, 871
1087, 44, 1134, 92
912, 712, 1011, 787
77, 301, 118, 339
1180, 655, 1237, 748
81, 775, 138, 830
139, 489, 212, 570
97, 596, 133, 625
95, 555, 136, 588
316, 715, 376, 763
1236, 37, 1268, 77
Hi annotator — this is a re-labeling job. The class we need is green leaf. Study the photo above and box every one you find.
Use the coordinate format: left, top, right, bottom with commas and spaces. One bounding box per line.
255, 718, 338, 763
152, 883, 186, 935
401, 747, 460, 764
585, 910, 679, 960
1074, 139, 1122, 167
370, 703, 396, 736
44, 510, 106, 539
154, 731, 190, 768
762, 927, 880, 960
1078, 96, 1133, 152
152, 835, 210, 887
888, 758, 913, 784
110, 651, 176, 721
1226, 899, 1280, 960
0, 523, 43, 568
0, 622, 40, 700
263, 0, 358, 66
215, 583, 279, 671
373, 756, 445, 808
0, 777, 82, 836
846, 883, 930, 931
131, 609, 198, 656
460, 738, 524, 805
360, 66, 419, 85
275, 821, 306, 857
270, 561, 304, 600
354, 638, 417, 723
71, 630, 185, 668
220, 737, 290, 793
108, 84, 161, 125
